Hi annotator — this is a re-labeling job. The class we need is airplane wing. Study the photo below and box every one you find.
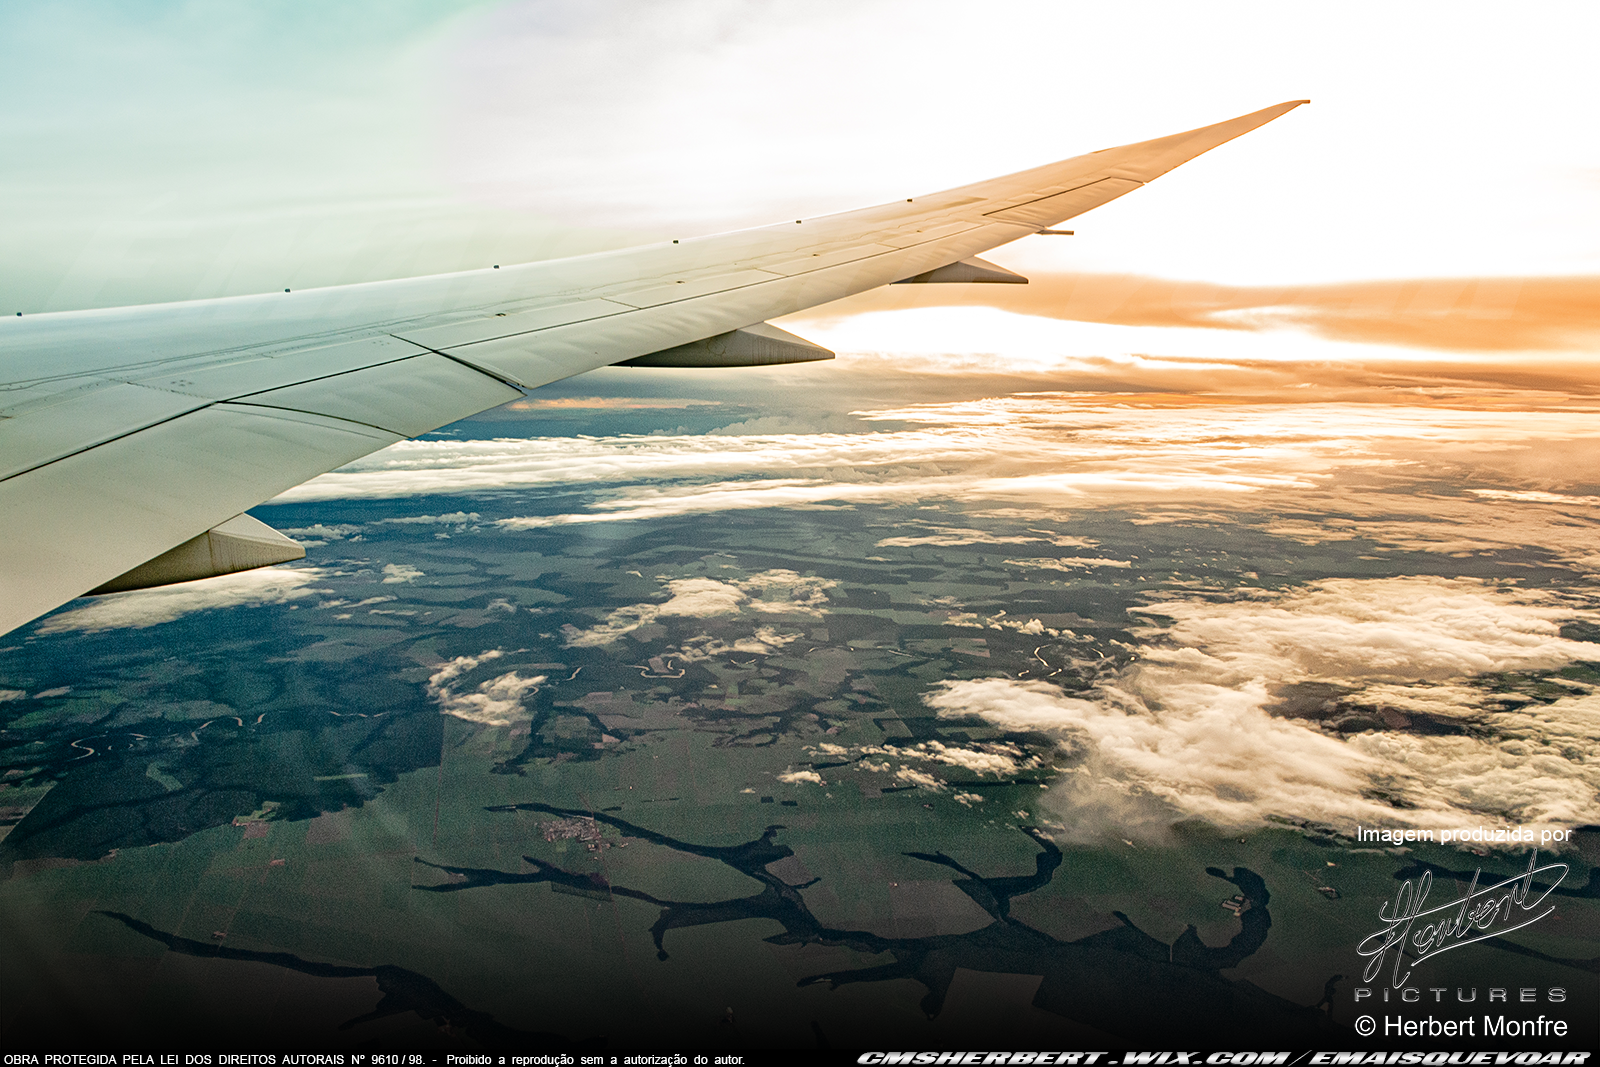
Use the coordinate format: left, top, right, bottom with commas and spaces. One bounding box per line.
0, 100, 1307, 637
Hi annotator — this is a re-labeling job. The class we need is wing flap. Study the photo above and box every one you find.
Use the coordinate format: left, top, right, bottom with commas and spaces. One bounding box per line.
0, 406, 399, 636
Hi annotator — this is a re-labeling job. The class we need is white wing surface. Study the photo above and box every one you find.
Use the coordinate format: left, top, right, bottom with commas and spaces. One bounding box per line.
0, 100, 1307, 636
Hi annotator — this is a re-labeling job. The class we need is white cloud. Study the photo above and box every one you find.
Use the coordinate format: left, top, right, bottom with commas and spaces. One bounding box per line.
777, 769, 825, 785
676, 625, 802, 662
425, 649, 545, 727
36, 567, 326, 633
1470, 490, 1600, 507
281, 523, 363, 546
1004, 557, 1132, 571
926, 577, 1600, 846
0, 689, 26, 702
382, 512, 482, 525
658, 578, 746, 618
563, 570, 834, 648
265, 398, 1600, 589
894, 766, 945, 791
875, 528, 1096, 548
1132, 577, 1597, 685
894, 739, 1034, 778
563, 604, 660, 648
381, 564, 424, 584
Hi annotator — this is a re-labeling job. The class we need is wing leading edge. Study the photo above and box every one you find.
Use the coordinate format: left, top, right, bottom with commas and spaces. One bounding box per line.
0, 100, 1307, 637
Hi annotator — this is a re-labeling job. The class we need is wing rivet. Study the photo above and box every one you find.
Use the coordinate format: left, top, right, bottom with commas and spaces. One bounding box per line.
493, 265, 499, 269
795, 220, 802, 224
672, 240, 679, 244
284, 288, 290, 293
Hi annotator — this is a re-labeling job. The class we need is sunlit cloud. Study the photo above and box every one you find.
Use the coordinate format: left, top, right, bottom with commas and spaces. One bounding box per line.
425, 649, 545, 727
381, 564, 424, 584
281, 523, 363, 547
502, 397, 723, 411
867, 739, 1037, 779
777, 769, 825, 786
269, 390, 1600, 588
676, 625, 804, 662
36, 568, 327, 634
1003, 557, 1132, 571
809, 273, 1600, 356
874, 528, 1095, 548
1470, 489, 1600, 507
927, 577, 1600, 845
381, 512, 482, 526
563, 570, 835, 648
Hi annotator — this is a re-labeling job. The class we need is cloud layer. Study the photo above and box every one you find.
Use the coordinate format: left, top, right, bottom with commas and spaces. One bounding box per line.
927, 577, 1600, 845
564, 570, 834, 648
817, 273, 1600, 355
37, 568, 327, 634
425, 649, 545, 727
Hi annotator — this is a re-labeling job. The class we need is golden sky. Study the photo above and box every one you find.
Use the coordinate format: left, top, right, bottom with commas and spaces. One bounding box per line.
3, 1, 1597, 394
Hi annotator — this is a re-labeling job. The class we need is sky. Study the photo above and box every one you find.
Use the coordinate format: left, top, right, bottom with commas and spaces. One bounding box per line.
3, 0, 1598, 344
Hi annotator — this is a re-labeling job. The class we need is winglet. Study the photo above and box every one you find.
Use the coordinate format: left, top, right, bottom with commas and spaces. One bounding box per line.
1096, 99, 1310, 184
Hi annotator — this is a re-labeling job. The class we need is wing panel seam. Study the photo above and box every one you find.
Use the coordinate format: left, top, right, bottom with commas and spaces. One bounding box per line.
0, 398, 218, 487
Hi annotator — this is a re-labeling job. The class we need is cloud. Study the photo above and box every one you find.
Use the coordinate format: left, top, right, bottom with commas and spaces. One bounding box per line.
1003, 557, 1132, 571
812, 272, 1600, 355
710, 415, 866, 436
381, 512, 482, 525
425, 649, 544, 727
894, 766, 945, 791
777, 769, 825, 785
676, 625, 802, 662
381, 564, 423, 584
281, 523, 363, 546
563, 604, 660, 648
0, 690, 25, 702
875, 527, 1095, 548
36, 567, 327, 633
563, 570, 834, 647
887, 739, 1036, 778
1469, 489, 1600, 507
269, 392, 1600, 586
657, 578, 746, 618
926, 577, 1600, 845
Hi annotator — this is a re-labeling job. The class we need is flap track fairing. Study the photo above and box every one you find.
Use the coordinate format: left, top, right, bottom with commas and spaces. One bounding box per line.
88, 513, 306, 596
618, 322, 834, 368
